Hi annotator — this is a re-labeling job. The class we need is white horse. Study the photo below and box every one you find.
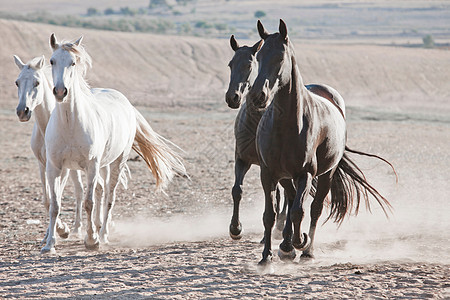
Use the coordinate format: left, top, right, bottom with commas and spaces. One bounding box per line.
42, 34, 186, 254
14, 55, 83, 238
13, 55, 122, 241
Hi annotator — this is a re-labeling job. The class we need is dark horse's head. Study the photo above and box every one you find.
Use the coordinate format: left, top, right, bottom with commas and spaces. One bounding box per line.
225, 35, 263, 109
248, 19, 295, 109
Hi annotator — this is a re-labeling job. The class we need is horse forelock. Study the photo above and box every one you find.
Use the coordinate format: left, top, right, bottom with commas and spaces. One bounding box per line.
59, 41, 92, 75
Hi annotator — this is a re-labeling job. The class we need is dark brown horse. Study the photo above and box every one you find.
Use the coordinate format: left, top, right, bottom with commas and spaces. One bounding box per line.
225, 35, 289, 240
248, 20, 395, 265
225, 36, 349, 242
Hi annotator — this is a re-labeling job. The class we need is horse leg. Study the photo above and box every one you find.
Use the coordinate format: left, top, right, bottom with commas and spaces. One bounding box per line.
259, 166, 276, 265
301, 170, 333, 259
229, 158, 251, 240
277, 179, 297, 260
274, 183, 288, 240
259, 184, 286, 244
54, 168, 71, 239
292, 173, 313, 250
69, 170, 84, 238
41, 164, 63, 254
38, 161, 51, 245
99, 159, 122, 244
84, 161, 101, 250
95, 166, 108, 232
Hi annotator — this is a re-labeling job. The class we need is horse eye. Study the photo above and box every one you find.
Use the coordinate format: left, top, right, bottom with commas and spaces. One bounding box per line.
50, 60, 54, 65
34, 81, 40, 87
72, 62, 76, 66
15, 81, 19, 87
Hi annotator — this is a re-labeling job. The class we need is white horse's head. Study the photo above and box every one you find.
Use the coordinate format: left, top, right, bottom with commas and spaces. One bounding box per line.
49, 33, 92, 102
13, 55, 47, 122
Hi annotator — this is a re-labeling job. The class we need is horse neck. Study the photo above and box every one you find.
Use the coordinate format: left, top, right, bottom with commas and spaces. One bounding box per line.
271, 55, 306, 129
33, 69, 55, 135
53, 73, 92, 126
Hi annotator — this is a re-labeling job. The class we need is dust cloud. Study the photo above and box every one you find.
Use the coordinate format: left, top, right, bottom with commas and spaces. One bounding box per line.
112, 169, 448, 265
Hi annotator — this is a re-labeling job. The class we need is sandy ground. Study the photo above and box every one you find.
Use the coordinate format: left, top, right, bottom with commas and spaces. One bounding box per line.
0, 18, 449, 299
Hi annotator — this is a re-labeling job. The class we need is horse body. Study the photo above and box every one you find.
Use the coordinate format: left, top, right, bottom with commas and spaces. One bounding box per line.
250, 20, 393, 265
13, 55, 84, 238
42, 34, 186, 254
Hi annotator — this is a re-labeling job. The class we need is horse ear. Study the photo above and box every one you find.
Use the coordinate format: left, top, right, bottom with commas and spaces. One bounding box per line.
257, 20, 269, 40
36, 55, 45, 69
50, 33, 58, 50
73, 36, 83, 46
13, 55, 25, 70
251, 40, 263, 54
230, 35, 239, 52
279, 19, 288, 42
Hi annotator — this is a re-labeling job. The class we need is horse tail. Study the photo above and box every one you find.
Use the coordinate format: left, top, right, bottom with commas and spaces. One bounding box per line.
326, 149, 395, 224
132, 108, 188, 192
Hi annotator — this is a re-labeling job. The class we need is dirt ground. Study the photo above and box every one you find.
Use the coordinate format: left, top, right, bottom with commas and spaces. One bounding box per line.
0, 17, 449, 299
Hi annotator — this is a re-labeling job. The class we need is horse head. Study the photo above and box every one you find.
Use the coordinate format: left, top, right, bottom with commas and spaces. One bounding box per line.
13, 55, 47, 122
248, 19, 295, 109
49, 33, 91, 102
225, 35, 262, 109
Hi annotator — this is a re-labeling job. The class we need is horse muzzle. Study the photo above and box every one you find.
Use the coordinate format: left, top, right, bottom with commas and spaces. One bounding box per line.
225, 91, 242, 109
53, 86, 68, 102
17, 106, 32, 122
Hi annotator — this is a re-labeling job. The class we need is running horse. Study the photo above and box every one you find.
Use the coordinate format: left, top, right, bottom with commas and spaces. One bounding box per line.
248, 20, 396, 265
42, 34, 187, 254
225, 35, 344, 241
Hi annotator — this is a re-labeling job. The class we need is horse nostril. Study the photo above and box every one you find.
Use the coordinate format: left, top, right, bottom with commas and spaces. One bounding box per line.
53, 87, 57, 96
233, 94, 239, 103
24, 107, 29, 114
63, 88, 68, 96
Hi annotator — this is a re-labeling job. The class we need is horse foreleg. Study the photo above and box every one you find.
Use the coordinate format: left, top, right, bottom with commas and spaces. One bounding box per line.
54, 168, 70, 239
292, 173, 313, 251
277, 179, 297, 260
301, 171, 332, 259
38, 162, 50, 245
259, 166, 276, 265
229, 158, 251, 240
99, 161, 121, 244
41, 164, 62, 254
69, 170, 84, 238
95, 166, 109, 232
84, 162, 100, 250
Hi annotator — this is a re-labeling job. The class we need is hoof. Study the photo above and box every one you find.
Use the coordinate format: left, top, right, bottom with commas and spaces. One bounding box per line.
229, 223, 242, 240
84, 236, 100, 251
300, 252, 315, 261
278, 248, 296, 261
230, 232, 242, 240
293, 233, 311, 251
41, 246, 56, 255
99, 233, 110, 245
57, 223, 70, 239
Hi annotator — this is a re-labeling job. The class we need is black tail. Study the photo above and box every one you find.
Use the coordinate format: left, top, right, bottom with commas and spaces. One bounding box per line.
326, 148, 396, 224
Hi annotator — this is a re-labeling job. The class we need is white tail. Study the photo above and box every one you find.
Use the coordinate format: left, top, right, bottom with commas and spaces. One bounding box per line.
132, 108, 187, 191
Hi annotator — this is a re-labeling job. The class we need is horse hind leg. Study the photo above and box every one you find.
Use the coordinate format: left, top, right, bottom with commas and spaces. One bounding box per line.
273, 184, 287, 240
99, 160, 122, 245
69, 170, 84, 239
84, 162, 101, 250
301, 171, 332, 259
229, 158, 251, 240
